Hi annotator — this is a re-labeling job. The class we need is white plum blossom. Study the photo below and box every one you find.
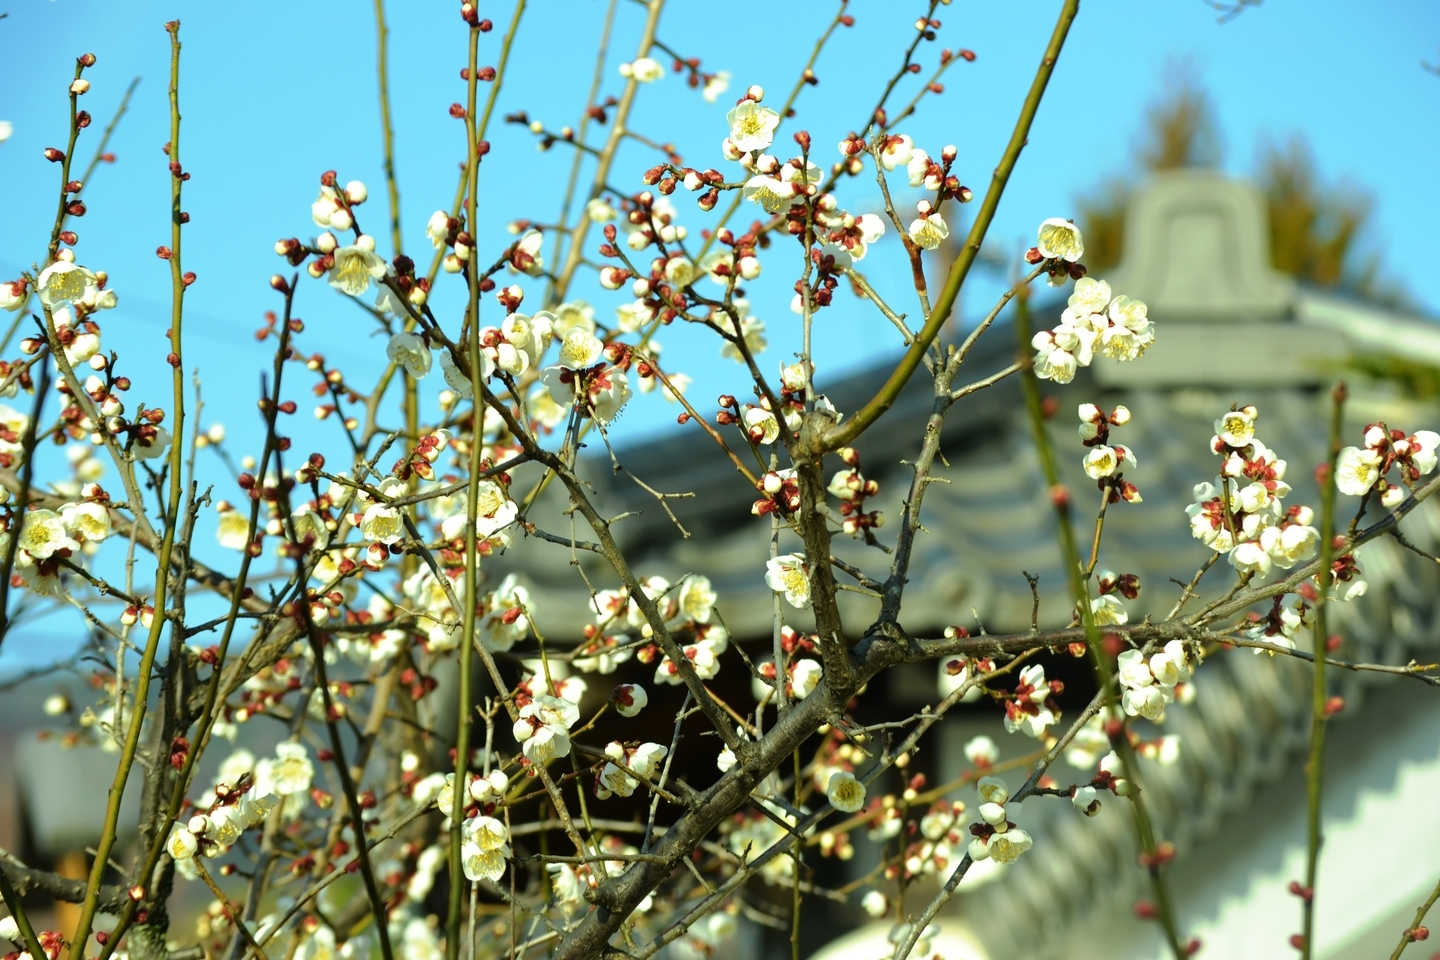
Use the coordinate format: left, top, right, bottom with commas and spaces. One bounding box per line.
967, 777, 1032, 864
167, 823, 198, 860
386, 332, 432, 379
328, 236, 387, 297
1090, 593, 1129, 626
907, 211, 949, 250
513, 695, 580, 764
359, 480, 407, 545
702, 70, 731, 103
461, 815, 510, 882
1116, 642, 1190, 723
1412, 431, 1440, 474
676, 574, 716, 624
765, 553, 810, 608
541, 361, 631, 425
1036, 218, 1083, 261
826, 771, 866, 813
1335, 445, 1383, 496
817, 209, 887, 268
790, 658, 823, 699
1033, 277, 1153, 382
256, 742, 313, 797
60, 501, 111, 543
614, 683, 647, 717
556, 328, 604, 371
716, 302, 767, 361
1149, 640, 1191, 687
907, 149, 940, 190
964, 735, 999, 768
619, 57, 664, 83
741, 174, 796, 214
596, 741, 668, 799
312, 185, 353, 231
508, 230, 545, 276
1186, 407, 1323, 579
426, 210, 452, 248
1069, 277, 1111, 315
439, 347, 491, 399
726, 100, 780, 154
36, 261, 98, 308
1083, 444, 1136, 480
743, 406, 780, 444
478, 574, 531, 651
18, 509, 81, 560
130, 425, 172, 461
655, 637, 722, 685
1032, 313, 1098, 383
879, 134, 915, 171
215, 505, 251, 550
1103, 295, 1153, 360
1214, 409, 1256, 448
1003, 664, 1056, 738
0, 279, 26, 312
1073, 785, 1101, 816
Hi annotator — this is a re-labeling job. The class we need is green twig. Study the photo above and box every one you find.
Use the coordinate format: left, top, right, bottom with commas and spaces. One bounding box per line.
1300, 382, 1345, 959
1014, 294, 1187, 959
71, 24, 189, 960
1388, 874, 1440, 959
373, 0, 402, 257
821, 0, 1079, 453
0, 864, 48, 960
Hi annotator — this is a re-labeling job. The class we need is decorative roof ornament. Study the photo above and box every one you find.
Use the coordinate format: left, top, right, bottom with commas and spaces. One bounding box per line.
1104, 169, 1296, 321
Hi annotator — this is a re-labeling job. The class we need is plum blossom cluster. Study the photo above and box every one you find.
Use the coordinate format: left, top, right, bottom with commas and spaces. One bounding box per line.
938, 650, 988, 704
1116, 640, 1192, 722
1334, 422, 1439, 505
1002, 664, 1062, 738
283, 174, 648, 431
750, 627, 824, 701
2, 250, 180, 605
586, 575, 730, 685
1031, 263, 1155, 384
512, 694, 581, 765
164, 742, 310, 866
828, 445, 885, 537
1089, 569, 1139, 627
968, 777, 1033, 865
1185, 407, 1321, 579
595, 740, 668, 799
32, 24, 1440, 960
3, 486, 113, 596
894, 798, 969, 880
765, 552, 811, 608
722, 792, 817, 885
461, 815, 511, 883
865, 134, 972, 207
1078, 402, 1143, 504
541, 326, 633, 426
1071, 750, 1140, 818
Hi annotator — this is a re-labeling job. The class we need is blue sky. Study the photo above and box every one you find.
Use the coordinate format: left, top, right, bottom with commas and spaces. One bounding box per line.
0, 0, 1437, 667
